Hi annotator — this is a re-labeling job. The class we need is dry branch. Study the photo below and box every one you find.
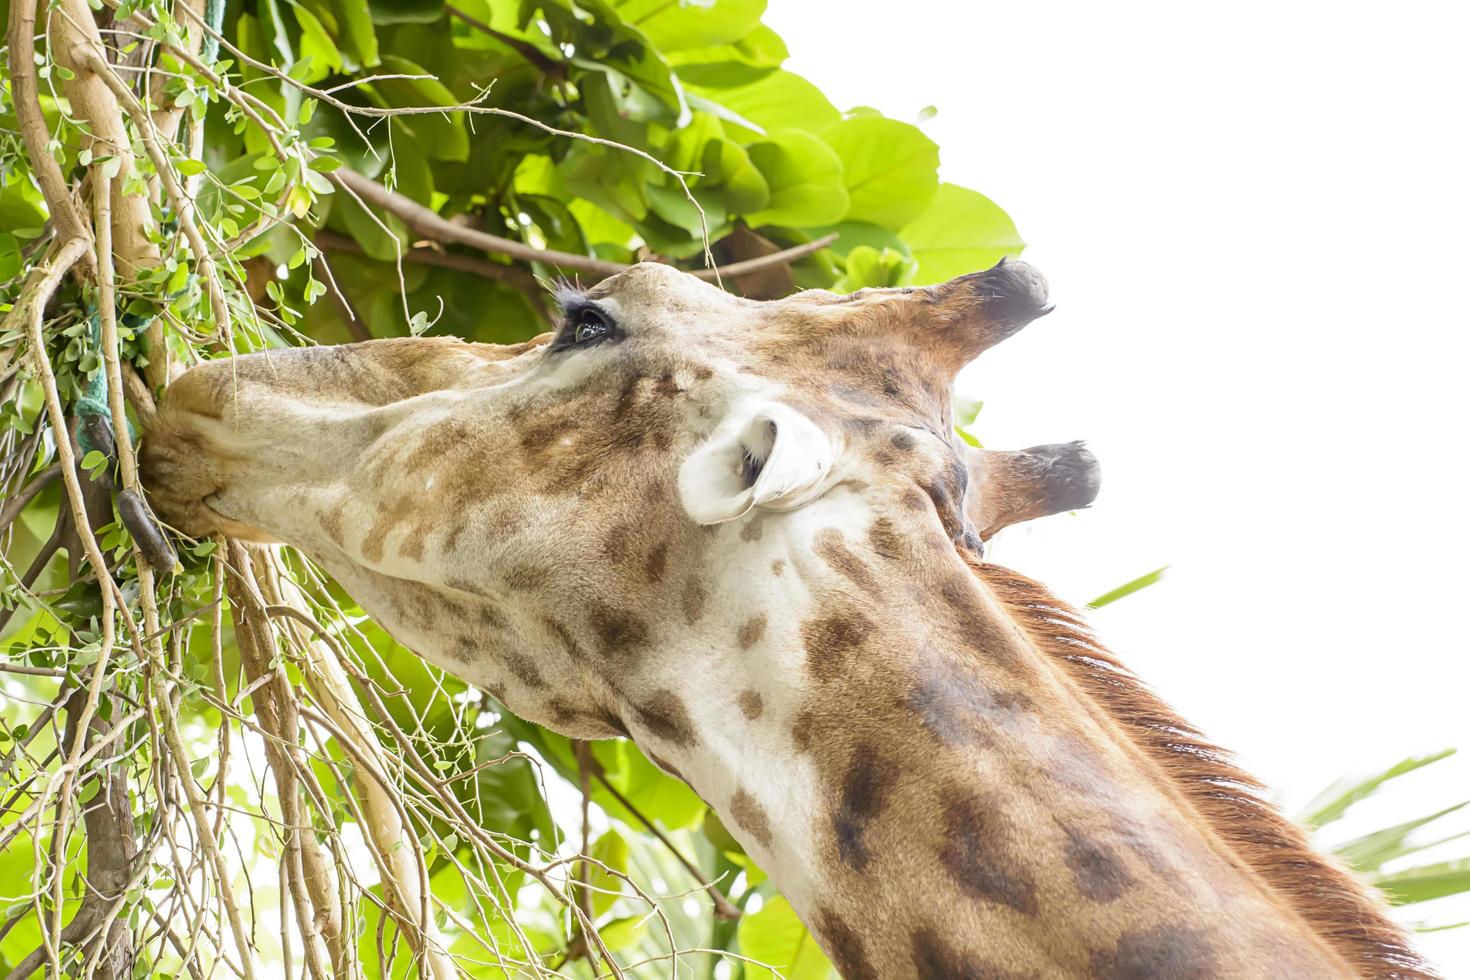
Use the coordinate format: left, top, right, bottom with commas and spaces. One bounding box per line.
330, 168, 836, 284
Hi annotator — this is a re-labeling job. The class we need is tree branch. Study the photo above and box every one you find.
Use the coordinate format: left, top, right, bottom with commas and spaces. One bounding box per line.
329, 167, 835, 284
4, 0, 90, 244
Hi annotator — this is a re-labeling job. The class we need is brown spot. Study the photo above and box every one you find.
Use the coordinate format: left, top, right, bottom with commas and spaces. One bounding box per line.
543, 618, 585, 661
729, 788, 772, 848
681, 578, 706, 626
905, 658, 1033, 747
814, 528, 876, 591
739, 514, 766, 542
546, 699, 579, 726
643, 542, 669, 583
831, 744, 899, 870
694, 365, 713, 381
1063, 826, 1133, 903
588, 603, 650, 660
867, 517, 905, 560
890, 430, 917, 451
647, 752, 685, 781
319, 504, 345, 546
802, 609, 876, 682
738, 689, 763, 720
939, 793, 1039, 915
397, 529, 426, 561
602, 522, 636, 563
503, 650, 546, 689
504, 564, 550, 591
1090, 926, 1218, 980
634, 690, 697, 747
737, 614, 768, 650
790, 711, 815, 752
478, 603, 508, 631
770, 558, 785, 577
816, 908, 876, 979
911, 927, 1023, 979
597, 709, 631, 738
360, 496, 413, 563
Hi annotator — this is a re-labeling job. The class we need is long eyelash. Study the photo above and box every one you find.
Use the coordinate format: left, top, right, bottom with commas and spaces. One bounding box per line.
549, 278, 588, 318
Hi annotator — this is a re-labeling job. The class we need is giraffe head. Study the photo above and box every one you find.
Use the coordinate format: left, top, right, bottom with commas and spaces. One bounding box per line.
144, 260, 1095, 713
144, 260, 1095, 734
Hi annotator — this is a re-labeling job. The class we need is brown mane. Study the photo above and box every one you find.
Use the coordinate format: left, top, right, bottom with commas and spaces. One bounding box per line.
974, 558, 1435, 979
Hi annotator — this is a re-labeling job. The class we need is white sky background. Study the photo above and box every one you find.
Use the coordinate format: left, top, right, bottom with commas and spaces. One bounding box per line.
768, 0, 1470, 968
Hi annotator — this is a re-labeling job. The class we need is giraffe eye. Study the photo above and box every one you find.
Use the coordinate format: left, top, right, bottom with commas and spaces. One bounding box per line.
573, 308, 611, 344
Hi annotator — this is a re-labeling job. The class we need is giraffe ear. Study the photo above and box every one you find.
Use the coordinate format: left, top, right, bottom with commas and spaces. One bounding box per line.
679, 402, 836, 525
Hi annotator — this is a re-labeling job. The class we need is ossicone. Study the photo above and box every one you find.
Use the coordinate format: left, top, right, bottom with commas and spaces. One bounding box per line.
922, 258, 1053, 373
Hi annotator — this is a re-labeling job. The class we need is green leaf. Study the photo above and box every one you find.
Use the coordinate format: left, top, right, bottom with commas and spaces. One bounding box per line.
587, 829, 630, 916
901, 182, 1027, 285
81, 450, 107, 471
1087, 566, 1169, 610
369, 0, 442, 24
175, 158, 208, 176
331, 0, 380, 65
738, 895, 835, 980
744, 131, 847, 229
1335, 802, 1470, 874
0, 234, 21, 281
820, 116, 939, 231
831, 244, 917, 292
615, 0, 765, 52
682, 67, 839, 137
597, 914, 646, 951
1372, 858, 1470, 906
1299, 749, 1458, 830
289, 1, 343, 79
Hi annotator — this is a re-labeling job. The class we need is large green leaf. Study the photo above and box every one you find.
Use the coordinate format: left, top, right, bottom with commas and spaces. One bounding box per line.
616, 0, 766, 51
744, 130, 847, 228
820, 116, 939, 231
666, 21, 788, 68
901, 182, 1027, 284
683, 68, 839, 137
738, 895, 835, 980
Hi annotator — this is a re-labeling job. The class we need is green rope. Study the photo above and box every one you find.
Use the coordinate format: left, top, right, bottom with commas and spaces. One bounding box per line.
76, 309, 147, 457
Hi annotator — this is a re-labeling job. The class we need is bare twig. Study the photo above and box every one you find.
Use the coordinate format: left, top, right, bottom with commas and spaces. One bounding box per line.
590, 765, 741, 921
0, 463, 61, 538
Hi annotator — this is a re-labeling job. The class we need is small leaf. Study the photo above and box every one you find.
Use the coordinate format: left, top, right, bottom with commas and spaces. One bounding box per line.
1087, 567, 1169, 609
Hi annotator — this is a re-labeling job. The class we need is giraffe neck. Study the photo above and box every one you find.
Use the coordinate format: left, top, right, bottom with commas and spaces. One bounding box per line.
659, 495, 1353, 979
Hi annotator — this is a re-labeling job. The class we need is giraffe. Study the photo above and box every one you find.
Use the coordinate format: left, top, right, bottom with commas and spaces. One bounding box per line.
141, 260, 1431, 979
